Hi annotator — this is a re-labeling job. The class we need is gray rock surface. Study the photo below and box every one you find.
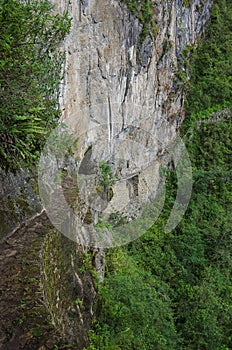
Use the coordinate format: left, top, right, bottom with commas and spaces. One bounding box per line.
39, 1, 212, 345
55, 0, 211, 150
43, 0, 211, 247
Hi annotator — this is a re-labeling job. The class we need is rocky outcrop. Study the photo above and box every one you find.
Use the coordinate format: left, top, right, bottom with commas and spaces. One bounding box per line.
39, 0, 211, 246
40, 0, 212, 347
56, 0, 211, 143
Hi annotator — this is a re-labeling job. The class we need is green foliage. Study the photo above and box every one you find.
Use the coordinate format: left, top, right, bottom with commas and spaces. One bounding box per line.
175, 69, 188, 84
99, 162, 116, 189
0, 0, 71, 171
185, 0, 232, 115
94, 220, 112, 230
46, 123, 77, 159
87, 1, 232, 349
122, 0, 157, 41
89, 117, 232, 349
89, 249, 178, 350
183, 0, 192, 7
108, 211, 125, 227
95, 161, 116, 201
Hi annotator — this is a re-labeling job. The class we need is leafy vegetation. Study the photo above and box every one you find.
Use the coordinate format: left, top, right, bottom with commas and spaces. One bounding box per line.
95, 162, 116, 202
99, 162, 116, 189
87, 1, 232, 349
185, 0, 232, 115
183, 0, 192, 7
122, 0, 158, 41
0, 0, 71, 171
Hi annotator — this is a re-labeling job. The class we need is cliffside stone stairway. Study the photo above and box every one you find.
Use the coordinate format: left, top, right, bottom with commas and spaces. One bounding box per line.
0, 212, 67, 349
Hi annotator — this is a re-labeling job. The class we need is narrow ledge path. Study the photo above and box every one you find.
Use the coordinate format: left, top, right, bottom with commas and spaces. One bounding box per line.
0, 212, 75, 350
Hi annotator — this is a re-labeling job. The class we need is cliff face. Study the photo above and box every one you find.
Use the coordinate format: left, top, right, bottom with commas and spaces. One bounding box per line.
0, 1, 210, 240
38, 0, 211, 347
56, 0, 211, 144
0, 1, 212, 349
38, 0, 211, 249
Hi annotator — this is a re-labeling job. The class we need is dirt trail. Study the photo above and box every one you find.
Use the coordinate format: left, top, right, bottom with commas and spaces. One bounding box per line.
0, 212, 74, 350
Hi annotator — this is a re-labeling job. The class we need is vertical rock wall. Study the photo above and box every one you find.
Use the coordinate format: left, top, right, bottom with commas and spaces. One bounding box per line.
39, 0, 211, 247
55, 0, 211, 154
41, 229, 96, 349
41, 0, 212, 347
